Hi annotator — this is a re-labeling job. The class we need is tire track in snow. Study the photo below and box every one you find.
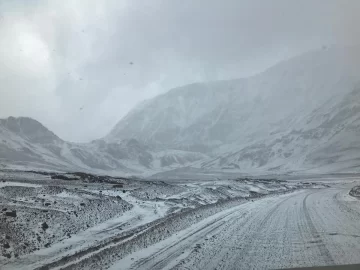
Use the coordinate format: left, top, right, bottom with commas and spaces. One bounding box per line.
302, 192, 335, 265
122, 185, 360, 270
126, 208, 247, 270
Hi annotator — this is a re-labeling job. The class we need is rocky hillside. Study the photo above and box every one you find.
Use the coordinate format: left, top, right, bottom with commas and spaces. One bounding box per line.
199, 87, 360, 173
106, 47, 360, 173
107, 48, 359, 149
0, 117, 206, 175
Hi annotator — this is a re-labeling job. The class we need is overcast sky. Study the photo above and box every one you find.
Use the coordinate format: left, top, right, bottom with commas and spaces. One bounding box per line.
0, 0, 359, 142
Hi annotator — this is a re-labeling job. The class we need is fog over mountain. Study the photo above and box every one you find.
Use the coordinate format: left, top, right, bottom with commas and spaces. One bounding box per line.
1, 0, 360, 142
1, 47, 360, 175
4, 2, 360, 269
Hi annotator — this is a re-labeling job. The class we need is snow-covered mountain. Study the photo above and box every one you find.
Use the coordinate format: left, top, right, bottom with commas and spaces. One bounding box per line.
107, 46, 360, 173
2, 47, 360, 175
0, 117, 206, 175
108, 47, 359, 145
198, 86, 360, 173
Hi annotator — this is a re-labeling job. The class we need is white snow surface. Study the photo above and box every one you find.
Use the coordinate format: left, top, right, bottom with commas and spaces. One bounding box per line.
109, 181, 360, 270
0, 170, 311, 269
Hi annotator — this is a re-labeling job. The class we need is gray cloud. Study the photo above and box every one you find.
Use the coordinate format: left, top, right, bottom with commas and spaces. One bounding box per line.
0, 0, 359, 142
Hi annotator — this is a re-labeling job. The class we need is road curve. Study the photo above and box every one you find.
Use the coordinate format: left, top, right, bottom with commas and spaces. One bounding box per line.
110, 184, 360, 270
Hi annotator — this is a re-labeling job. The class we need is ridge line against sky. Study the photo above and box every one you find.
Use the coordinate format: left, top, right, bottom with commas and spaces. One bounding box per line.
0, 0, 359, 142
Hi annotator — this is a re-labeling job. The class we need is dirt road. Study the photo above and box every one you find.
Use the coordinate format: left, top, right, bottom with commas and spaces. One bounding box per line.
111, 184, 360, 270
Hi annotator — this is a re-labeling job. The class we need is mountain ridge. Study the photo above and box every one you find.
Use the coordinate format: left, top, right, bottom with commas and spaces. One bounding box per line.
0, 116, 207, 175
2, 46, 360, 175
107, 47, 360, 149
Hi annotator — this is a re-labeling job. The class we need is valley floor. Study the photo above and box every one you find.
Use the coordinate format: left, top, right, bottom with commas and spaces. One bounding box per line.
0, 171, 359, 270
113, 183, 360, 270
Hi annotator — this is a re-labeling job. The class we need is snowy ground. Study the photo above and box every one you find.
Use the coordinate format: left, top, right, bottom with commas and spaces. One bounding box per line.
349, 185, 360, 197
112, 182, 360, 270
0, 170, 353, 270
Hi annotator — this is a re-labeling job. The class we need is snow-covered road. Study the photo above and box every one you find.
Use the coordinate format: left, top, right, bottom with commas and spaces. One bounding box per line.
111, 184, 360, 270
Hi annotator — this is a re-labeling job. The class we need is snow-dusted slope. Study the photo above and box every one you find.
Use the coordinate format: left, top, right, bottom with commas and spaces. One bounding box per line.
0, 117, 207, 175
108, 48, 359, 146
199, 87, 360, 173
2, 47, 360, 174
107, 47, 360, 173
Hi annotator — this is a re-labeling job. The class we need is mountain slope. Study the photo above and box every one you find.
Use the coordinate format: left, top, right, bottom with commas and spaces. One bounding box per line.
0, 117, 206, 175
106, 46, 360, 173
197, 86, 360, 173
2, 47, 360, 175
107, 47, 360, 148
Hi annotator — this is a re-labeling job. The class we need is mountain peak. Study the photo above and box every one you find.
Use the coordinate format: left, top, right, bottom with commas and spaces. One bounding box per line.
0, 116, 61, 144
106, 47, 360, 148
